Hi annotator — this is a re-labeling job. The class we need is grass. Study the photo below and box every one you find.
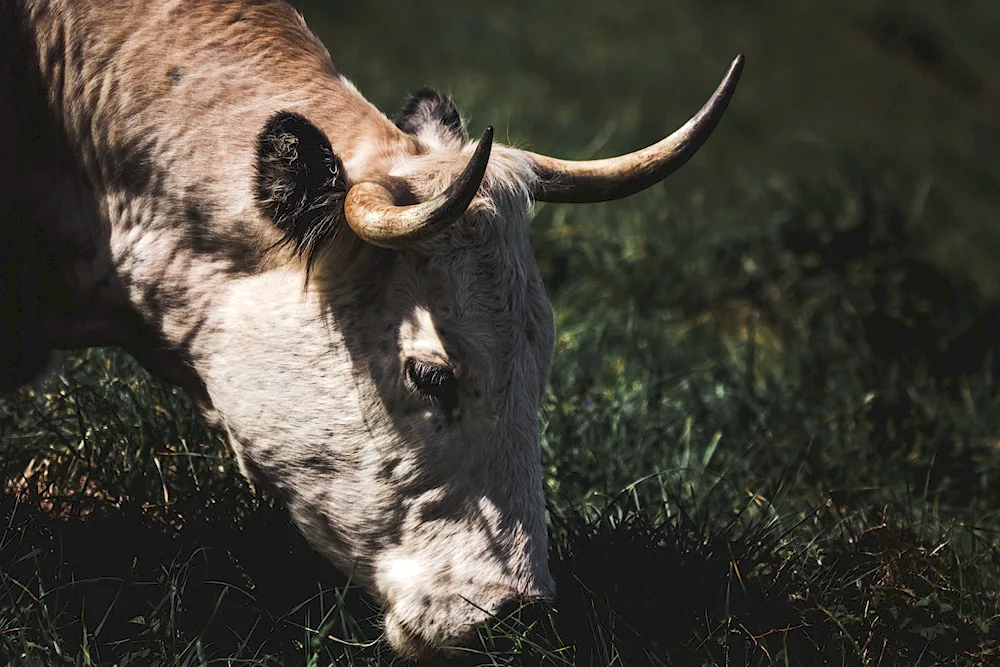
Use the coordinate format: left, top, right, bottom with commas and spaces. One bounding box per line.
3, 1, 1000, 665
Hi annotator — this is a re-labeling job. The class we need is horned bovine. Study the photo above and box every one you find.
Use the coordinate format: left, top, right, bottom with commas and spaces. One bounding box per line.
0, 0, 743, 659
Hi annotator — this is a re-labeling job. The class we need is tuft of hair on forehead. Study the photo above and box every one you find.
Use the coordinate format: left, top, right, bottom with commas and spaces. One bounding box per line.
389, 89, 539, 215
390, 142, 541, 242
394, 88, 468, 148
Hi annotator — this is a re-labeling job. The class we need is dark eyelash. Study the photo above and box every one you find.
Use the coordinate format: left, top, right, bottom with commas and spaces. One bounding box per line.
406, 359, 459, 411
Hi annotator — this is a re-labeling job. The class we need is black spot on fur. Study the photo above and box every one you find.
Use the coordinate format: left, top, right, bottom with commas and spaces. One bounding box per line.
167, 66, 183, 85
394, 88, 468, 142
185, 203, 206, 226
141, 273, 188, 334
182, 216, 256, 274
255, 111, 347, 278
378, 457, 403, 481
177, 185, 257, 273
417, 495, 466, 523
103, 136, 158, 198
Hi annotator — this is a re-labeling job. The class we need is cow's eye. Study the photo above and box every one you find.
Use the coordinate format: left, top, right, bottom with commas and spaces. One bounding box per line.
405, 359, 459, 411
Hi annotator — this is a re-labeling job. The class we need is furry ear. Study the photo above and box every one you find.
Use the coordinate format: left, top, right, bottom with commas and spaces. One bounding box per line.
394, 88, 468, 144
255, 111, 347, 272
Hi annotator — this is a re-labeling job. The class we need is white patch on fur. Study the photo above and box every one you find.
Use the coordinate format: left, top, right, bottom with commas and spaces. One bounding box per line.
399, 306, 452, 368
380, 556, 426, 589
414, 123, 458, 153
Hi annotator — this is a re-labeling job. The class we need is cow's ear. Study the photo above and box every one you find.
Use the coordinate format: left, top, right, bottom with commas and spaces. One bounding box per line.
255, 111, 347, 266
394, 88, 468, 143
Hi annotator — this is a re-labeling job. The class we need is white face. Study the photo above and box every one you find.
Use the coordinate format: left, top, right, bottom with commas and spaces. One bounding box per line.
197, 199, 557, 658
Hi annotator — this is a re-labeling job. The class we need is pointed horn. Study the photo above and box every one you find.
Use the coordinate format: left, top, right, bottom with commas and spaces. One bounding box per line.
526, 55, 744, 203
343, 127, 494, 249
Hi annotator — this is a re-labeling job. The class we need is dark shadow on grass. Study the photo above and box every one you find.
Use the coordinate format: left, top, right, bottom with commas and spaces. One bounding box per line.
0, 489, 386, 665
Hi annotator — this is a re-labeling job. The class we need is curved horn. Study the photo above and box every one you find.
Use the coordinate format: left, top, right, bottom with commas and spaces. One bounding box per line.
343, 127, 494, 249
527, 55, 744, 203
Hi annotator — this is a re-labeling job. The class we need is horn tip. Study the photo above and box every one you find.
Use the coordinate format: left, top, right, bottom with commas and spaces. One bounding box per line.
730, 54, 746, 77
482, 125, 495, 142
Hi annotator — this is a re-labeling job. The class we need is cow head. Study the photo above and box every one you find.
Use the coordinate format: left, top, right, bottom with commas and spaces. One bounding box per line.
197, 57, 743, 659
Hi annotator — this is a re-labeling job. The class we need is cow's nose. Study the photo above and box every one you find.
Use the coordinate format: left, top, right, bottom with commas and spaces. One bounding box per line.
382, 584, 554, 659
462, 588, 553, 655
444, 588, 526, 651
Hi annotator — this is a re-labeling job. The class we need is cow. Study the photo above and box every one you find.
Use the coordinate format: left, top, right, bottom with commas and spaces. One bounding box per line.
0, 0, 743, 659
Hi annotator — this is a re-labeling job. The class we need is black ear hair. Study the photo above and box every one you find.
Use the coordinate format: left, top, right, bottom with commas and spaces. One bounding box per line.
255, 111, 347, 273
393, 88, 468, 142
